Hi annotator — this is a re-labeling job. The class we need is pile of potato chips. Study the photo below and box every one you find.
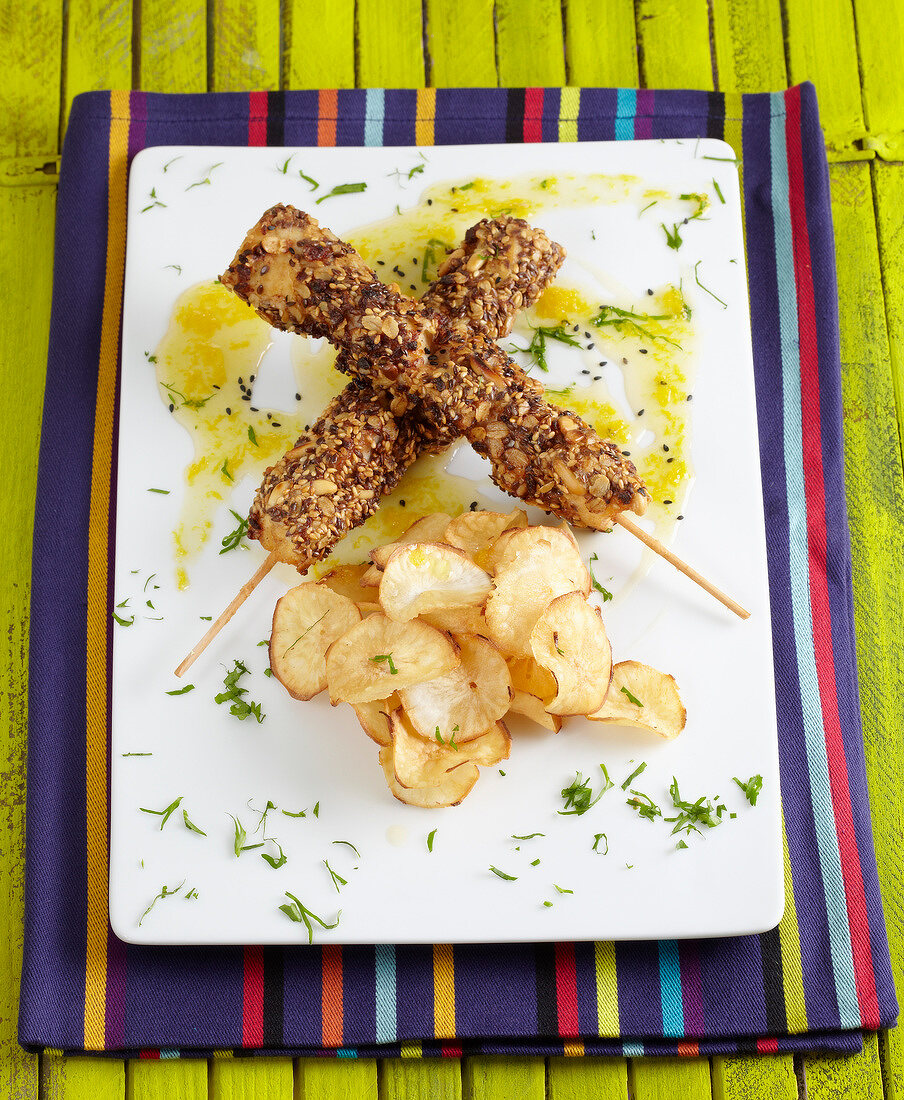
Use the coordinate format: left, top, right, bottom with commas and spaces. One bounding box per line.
269, 511, 685, 807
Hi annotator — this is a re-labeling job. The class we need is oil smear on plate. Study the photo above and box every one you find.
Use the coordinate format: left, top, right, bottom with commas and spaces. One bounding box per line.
152, 172, 701, 587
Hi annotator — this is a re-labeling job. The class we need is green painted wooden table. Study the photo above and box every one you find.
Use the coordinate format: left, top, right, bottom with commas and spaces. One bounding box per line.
2, 1, 902, 1097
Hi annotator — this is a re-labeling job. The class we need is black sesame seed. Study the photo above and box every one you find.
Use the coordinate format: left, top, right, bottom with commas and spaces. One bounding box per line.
622, 357, 628, 365
249, 375, 255, 382
451, 207, 458, 212
272, 422, 281, 427
647, 288, 654, 295
377, 260, 386, 265
663, 444, 670, 452
225, 407, 231, 414
168, 403, 174, 413
304, 424, 310, 432
212, 384, 220, 389
584, 330, 592, 339
266, 412, 272, 419
399, 500, 406, 507
637, 409, 645, 415
664, 499, 673, 505
667, 457, 674, 463
427, 198, 433, 205
470, 501, 478, 511
639, 348, 648, 354
622, 450, 631, 456
572, 325, 580, 332
238, 377, 243, 384
593, 375, 602, 381
677, 514, 684, 520
295, 393, 301, 401
599, 361, 607, 367
686, 394, 693, 401
250, 406, 259, 412
241, 394, 251, 401
581, 369, 590, 375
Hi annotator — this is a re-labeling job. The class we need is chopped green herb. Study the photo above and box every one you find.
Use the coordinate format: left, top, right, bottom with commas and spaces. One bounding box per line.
279, 892, 341, 943
621, 761, 647, 789
588, 553, 613, 601
592, 832, 609, 855
427, 829, 437, 852
661, 222, 683, 250
161, 381, 212, 410
165, 264, 182, 275
200, 615, 212, 621
511, 833, 545, 840
459, 181, 475, 190
713, 179, 726, 204
679, 191, 709, 221
543, 900, 554, 908
369, 652, 398, 675
264, 668, 273, 677
261, 841, 288, 869
139, 795, 183, 830
215, 659, 265, 722
220, 458, 233, 481
163, 156, 181, 172
315, 182, 367, 204
626, 790, 662, 822
165, 684, 195, 696
559, 766, 612, 815
283, 611, 329, 657
498, 770, 506, 776
732, 774, 763, 806
141, 187, 167, 213
144, 351, 158, 363
138, 880, 184, 926
298, 169, 319, 190
694, 261, 728, 309
147, 487, 170, 494
277, 155, 294, 174
122, 752, 152, 757
332, 840, 361, 858
247, 425, 258, 446
510, 323, 582, 372
530, 858, 541, 867
421, 237, 450, 283
554, 884, 573, 895
434, 724, 460, 751
281, 808, 307, 818
324, 859, 348, 892
186, 162, 223, 190
219, 510, 249, 554
228, 815, 247, 856
251, 799, 277, 835
112, 610, 135, 627
313, 801, 320, 818
620, 686, 644, 708
489, 866, 518, 881
702, 154, 739, 164
676, 839, 689, 850
257, 639, 269, 647
591, 304, 681, 348
639, 199, 657, 215
664, 777, 723, 837
185, 887, 200, 900
182, 809, 207, 836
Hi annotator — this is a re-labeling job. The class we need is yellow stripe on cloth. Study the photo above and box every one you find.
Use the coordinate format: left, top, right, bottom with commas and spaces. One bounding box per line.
594, 940, 620, 1036
559, 87, 580, 142
400, 1041, 423, 1058
778, 811, 808, 1032
84, 89, 131, 1050
433, 943, 455, 1038
563, 1041, 585, 1056
416, 87, 436, 146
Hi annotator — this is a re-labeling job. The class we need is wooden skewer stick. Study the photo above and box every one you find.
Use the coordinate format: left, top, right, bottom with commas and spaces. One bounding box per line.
174, 552, 280, 677
614, 514, 750, 619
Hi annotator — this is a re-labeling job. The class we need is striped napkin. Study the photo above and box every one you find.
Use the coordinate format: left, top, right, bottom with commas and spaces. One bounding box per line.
21, 83, 896, 1057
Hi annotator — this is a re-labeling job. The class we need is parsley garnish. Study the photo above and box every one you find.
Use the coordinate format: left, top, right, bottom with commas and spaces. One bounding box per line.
427, 829, 437, 852
592, 833, 609, 855
283, 611, 329, 657
511, 323, 582, 372
182, 809, 207, 836
185, 887, 200, 899
185, 162, 223, 190
639, 199, 657, 215
147, 487, 170, 494
676, 839, 689, 850
141, 187, 166, 213
163, 156, 181, 172
713, 179, 725, 204
732, 774, 763, 806
324, 859, 348, 892
121, 752, 152, 757
620, 686, 644, 708
315, 182, 367, 204
139, 796, 183, 829
112, 610, 135, 627
489, 866, 518, 881
621, 761, 646, 789
679, 191, 709, 221
664, 777, 723, 838
559, 765, 612, 815
332, 840, 361, 859
247, 425, 258, 446
279, 893, 340, 943
511, 833, 545, 840
138, 880, 184, 926
434, 724, 460, 751
220, 458, 233, 481
313, 801, 320, 818
661, 222, 683, 250
369, 652, 398, 675
588, 553, 613, 601
164, 264, 182, 274
219, 510, 249, 553
165, 684, 195, 696
626, 790, 662, 822
421, 237, 450, 283
261, 841, 288, 869
554, 884, 573, 895
590, 304, 681, 347
281, 808, 307, 818
215, 659, 265, 722
161, 381, 212, 410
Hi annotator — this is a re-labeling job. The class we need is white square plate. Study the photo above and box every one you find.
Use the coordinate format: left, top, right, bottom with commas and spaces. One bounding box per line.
111, 139, 782, 945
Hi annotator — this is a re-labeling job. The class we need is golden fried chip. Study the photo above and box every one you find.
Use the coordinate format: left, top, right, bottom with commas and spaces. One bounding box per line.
379, 543, 492, 623
530, 591, 612, 715
269, 585, 362, 700
378, 743, 479, 807
588, 659, 686, 739
353, 694, 400, 746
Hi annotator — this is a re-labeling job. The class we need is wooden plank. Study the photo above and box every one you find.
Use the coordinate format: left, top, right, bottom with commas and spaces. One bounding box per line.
138, 0, 207, 93
630, 1058, 712, 1100
804, 1032, 883, 1100
425, 0, 497, 87
547, 1056, 629, 1099
126, 1058, 208, 1099
853, 0, 904, 145
42, 1054, 126, 1099
209, 1057, 293, 1098
62, 0, 131, 128
635, 0, 714, 90
0, 5, 62, 1098
495, 0, 566, 86
711, 1055, 798, 1100
463, 1057, 543, 1099
211, 0, 280, 92
297, 1058, 379, 1099
379, 1058, 461, 1099
564, 0, 639, 88
710, 0, 787, 92
357, 0, 425, 88
284, 1, 355, 89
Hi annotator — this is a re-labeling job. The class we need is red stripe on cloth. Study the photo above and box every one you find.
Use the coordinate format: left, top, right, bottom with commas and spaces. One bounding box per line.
322, 944, 344, 1047
248, 91, 267, 146
318, 90, 338, 147
523, 88, 544, 142
139, 1049, 160, 1059
441, 1043, 463, 1057
784, 84, 881, 1029
242, 945, 264, 1046
554, 942, 580, 1036
757, 1037, 779, 1054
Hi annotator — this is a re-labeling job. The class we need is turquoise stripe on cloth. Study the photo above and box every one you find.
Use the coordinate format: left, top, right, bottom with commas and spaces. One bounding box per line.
365, 88, 385, 146
768, 93, 860, 1030
375, 944, 397, 1044
658, 942, 684, 1038
615, 88, 636, 140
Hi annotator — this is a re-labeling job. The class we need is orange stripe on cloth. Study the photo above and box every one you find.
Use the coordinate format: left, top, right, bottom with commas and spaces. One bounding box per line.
318, 89, 337, 146
322, 944, 344, 1047
84, 88, 130, 1051
563, 1041, 585, 1056
433, 943, 456, 1038
677, 1041, 699, 1056
416, 87, 436, 146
